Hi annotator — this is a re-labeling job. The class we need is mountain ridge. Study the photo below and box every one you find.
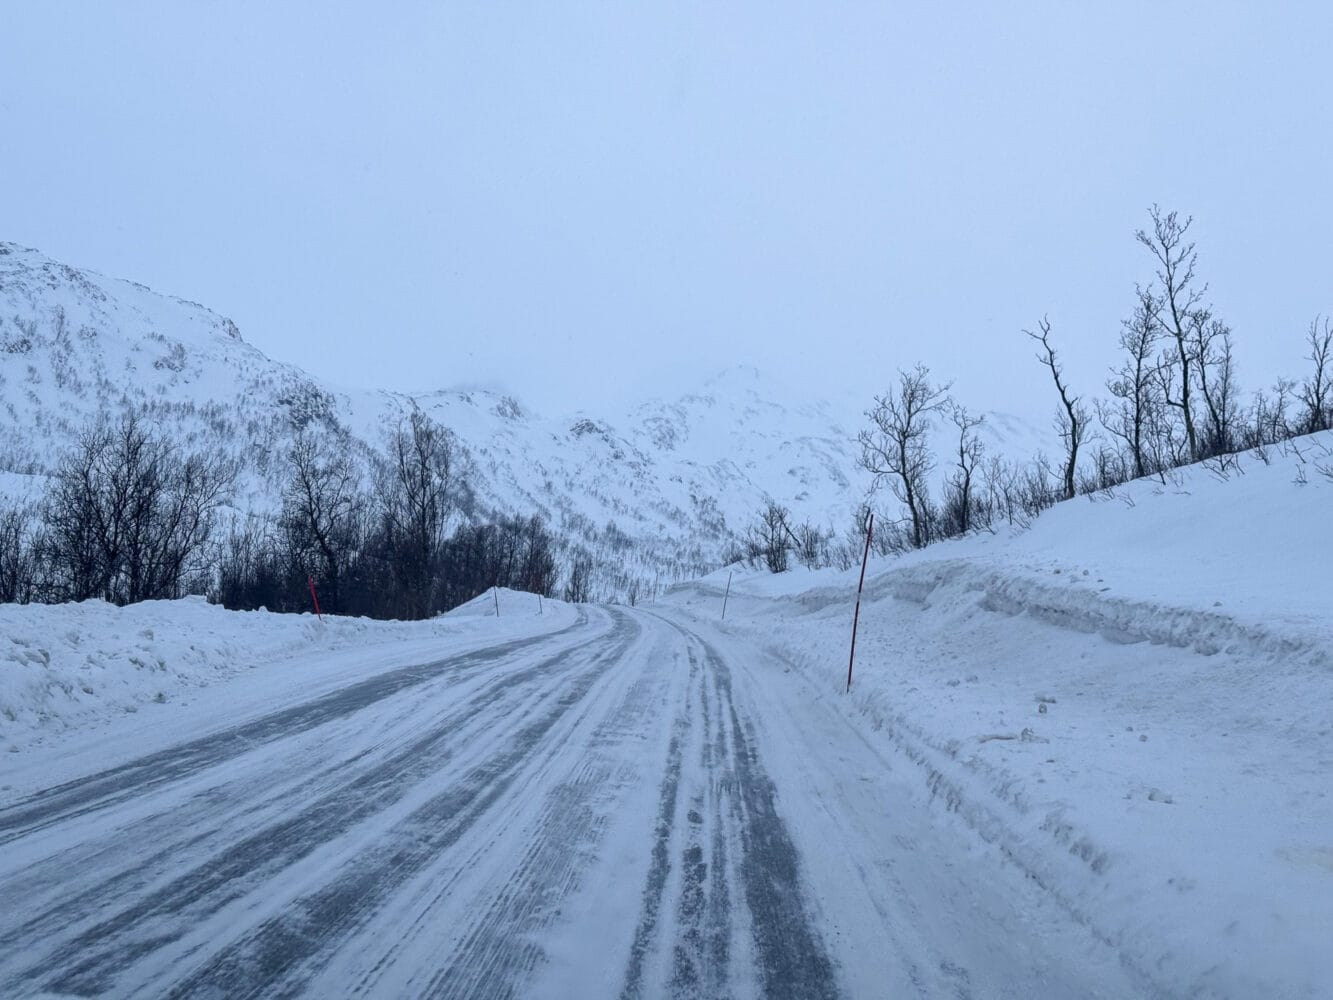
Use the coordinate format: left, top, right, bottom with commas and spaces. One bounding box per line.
1, 242, 1049, 595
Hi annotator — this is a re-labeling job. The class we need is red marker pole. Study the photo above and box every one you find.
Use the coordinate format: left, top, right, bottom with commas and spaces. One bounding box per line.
307, 575, 323, 622
846, 512, 874, 693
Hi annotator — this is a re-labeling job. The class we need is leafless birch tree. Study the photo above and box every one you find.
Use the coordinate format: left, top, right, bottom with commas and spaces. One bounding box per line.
1025, 318, 1088, 501
1137, 206, 1205, 460
857, 365, 950, 549
1298, 316, 1333, 434
1101, 287, 1161, 479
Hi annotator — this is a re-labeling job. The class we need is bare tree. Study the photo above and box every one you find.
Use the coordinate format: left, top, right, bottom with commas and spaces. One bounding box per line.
135, 450, 236, 601
746, 500, 795, 573
1241, 379, 1294, 452
376, 409, 458, 618
1137, 206, 1206, 459
514, 515, 559, 595
790, 518, 830, 570
857, 365, 950, 549
563, 555, 593, 603
214, 513, 288, 612
0, 503, 41, 603
1018, 453, 1060, 520
1192, 313, 1240, 457
43, 411, 235, 604
943, 404, 984, 535
981, 456, 1022, 528
1297, 316, 1333, 434
1080, 445, 1127, 494
282, 430, 364, 612
1025, 318, 1088, 500
42, 432, 104, 601
1102, 286, 1161, 479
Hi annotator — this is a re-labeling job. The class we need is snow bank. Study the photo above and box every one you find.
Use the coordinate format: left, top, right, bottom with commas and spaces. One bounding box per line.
0, 589, 567, 755
666, 432, 1333, 998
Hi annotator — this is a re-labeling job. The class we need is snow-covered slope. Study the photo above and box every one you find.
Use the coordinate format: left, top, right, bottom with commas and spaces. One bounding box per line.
666, 429, 1333, 998
0, 242, 1047, 592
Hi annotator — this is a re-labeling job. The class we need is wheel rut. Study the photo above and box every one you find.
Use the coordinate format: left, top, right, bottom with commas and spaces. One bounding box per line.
0, 611, 589, 844
0, 611, 621, 998
619, 619, 841, 1000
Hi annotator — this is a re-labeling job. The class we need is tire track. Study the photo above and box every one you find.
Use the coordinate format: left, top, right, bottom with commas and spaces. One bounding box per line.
1, 610, 622, 998
1, 614, 606, 965
0, 610, 589, 845
620, 616, 841, 999
6, 605, 846, 998
133, 611, 644, 999
704, 636, 840, 1000
618, 649, 696, 1000
411, 628, 684, 1000
666, 647, 731, 1000
2, 665, 494, 926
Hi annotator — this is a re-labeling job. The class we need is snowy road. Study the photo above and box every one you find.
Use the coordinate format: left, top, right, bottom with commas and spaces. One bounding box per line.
0, 605, 1141, 999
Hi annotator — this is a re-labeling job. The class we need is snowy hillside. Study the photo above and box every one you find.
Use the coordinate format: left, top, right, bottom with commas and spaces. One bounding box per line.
667, 429, 1333, 997
0, 242, 1048, 592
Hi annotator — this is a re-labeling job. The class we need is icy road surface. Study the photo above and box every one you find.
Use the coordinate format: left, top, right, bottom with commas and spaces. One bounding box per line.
0, 606, 1140, 998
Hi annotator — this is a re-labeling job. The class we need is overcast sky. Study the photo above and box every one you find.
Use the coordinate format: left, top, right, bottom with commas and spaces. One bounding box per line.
3, 3, 1330, 420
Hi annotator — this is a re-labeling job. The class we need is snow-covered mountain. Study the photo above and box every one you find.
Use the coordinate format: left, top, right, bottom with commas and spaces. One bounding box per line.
0, 243, 1048, 591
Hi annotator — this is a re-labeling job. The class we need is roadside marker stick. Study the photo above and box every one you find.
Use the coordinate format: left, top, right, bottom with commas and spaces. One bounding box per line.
846, 512, 874, 693
493, 586, 500, 618
538, 594, 544, 616
307, 574, 323, 622
721, 571, 732, 621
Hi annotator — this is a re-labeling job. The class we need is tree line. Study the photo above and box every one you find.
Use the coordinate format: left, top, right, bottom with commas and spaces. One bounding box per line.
740, 206, 1333, 571
7, 205, 1330, 597
0, 407, 571, 616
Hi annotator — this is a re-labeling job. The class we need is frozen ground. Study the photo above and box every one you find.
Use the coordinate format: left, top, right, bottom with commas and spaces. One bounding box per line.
1, 435, 1330, 998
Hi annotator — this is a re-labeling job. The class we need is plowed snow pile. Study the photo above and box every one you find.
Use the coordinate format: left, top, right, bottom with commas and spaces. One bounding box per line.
667, 431, 1333, 999
0, 589, 567, 762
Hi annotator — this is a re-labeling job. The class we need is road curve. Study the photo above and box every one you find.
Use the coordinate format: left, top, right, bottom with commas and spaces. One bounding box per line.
0, 604, 1137, 998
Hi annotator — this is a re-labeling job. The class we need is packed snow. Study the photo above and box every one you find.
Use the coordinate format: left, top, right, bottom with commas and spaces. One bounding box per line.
0, 588, 569, 783
667, 429, 1333, 998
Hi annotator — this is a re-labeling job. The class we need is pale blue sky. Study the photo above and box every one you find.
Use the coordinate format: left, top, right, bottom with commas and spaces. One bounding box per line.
3, 2, 1330, 418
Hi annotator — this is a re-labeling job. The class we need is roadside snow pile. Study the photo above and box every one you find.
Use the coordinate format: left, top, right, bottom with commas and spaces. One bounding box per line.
667, 431, 1333, 999
0, 589, 563, 753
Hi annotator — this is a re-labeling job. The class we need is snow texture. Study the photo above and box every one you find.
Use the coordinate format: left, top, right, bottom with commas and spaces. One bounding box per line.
671, 429, 1333, 998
